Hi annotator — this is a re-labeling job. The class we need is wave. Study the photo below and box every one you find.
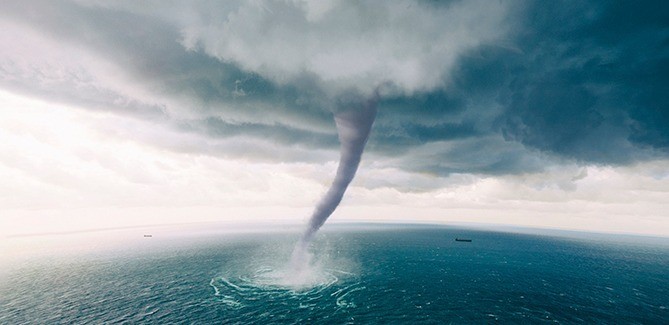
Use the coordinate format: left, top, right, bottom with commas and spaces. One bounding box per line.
209, 265, 365, 314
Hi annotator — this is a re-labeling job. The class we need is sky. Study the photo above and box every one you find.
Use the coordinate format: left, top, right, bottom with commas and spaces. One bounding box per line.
0, 0, 668, 237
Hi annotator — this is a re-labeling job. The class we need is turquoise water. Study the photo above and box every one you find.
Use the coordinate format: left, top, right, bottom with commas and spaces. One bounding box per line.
1, 224, 668, 323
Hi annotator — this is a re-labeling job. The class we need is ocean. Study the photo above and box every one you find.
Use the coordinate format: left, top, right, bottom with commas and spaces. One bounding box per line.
1, 223, 667, 324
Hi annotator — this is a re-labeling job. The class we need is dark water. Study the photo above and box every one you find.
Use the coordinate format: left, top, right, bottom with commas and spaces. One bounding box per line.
1, 224, 668, 324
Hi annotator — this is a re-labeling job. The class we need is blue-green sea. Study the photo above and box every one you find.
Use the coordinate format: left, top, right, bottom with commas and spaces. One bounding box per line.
1, 223, 668, 324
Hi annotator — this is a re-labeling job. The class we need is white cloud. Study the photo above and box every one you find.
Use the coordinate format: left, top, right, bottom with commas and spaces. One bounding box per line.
0, 91, 325, 218
340, 161, 669, 236
176, 0, 512, 96
0, 90, 667, 236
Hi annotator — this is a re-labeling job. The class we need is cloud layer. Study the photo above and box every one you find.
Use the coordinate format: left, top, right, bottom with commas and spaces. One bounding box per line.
0, 0, 668, 186
176, 0, 511, 96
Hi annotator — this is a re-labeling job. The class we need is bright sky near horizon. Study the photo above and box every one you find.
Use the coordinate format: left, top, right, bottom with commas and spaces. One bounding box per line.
1, 1, 668, 237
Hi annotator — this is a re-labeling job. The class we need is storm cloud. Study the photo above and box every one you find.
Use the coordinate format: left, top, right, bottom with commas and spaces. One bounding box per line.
1, 0, 668, 181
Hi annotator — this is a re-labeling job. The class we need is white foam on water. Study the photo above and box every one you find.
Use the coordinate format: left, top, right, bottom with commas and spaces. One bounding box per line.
209, 240, 365, 315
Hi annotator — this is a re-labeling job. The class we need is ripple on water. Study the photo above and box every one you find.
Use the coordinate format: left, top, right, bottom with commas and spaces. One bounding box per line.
209, 266, 365, 319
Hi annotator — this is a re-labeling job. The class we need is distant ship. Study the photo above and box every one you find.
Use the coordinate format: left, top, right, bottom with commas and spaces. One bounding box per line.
143, 234, 153, 238
455, 238, 472, 242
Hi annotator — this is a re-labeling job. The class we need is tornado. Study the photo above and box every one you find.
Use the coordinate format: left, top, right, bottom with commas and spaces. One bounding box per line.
291, 94, 378, 267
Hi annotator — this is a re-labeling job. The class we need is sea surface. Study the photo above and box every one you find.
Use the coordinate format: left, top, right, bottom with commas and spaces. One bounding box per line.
1, 223, 668, 324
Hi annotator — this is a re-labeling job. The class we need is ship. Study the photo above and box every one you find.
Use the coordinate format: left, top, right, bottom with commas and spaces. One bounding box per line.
455, 238, 472, 242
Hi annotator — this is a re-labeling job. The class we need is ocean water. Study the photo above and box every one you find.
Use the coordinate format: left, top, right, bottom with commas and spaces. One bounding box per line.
1, 223, 668, 324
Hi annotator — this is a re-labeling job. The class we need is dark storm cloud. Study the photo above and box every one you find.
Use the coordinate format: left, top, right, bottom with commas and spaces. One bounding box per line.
0, 0, 335, 131
188, 117, 339, 149
367, 0, 669, 173
0, 0, 667, 178
491, 1, 669, 162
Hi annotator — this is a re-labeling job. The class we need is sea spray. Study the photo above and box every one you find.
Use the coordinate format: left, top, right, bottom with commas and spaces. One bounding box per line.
290, 94, 378, 270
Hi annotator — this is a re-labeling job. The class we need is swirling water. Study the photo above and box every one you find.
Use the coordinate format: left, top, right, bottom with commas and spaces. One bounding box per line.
1, 224, 668, 324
